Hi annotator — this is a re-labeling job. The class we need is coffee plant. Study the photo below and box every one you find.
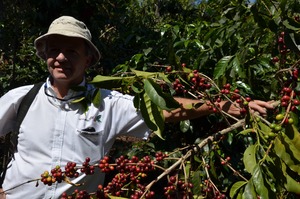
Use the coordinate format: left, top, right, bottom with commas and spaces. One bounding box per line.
1, 0, 300, 198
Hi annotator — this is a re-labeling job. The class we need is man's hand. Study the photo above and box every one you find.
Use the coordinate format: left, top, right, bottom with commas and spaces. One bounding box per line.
220, 100, 276, 118
0, 188, 6, 199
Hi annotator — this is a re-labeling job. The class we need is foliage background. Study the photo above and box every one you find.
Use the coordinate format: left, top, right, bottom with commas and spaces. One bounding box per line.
1, 0, 300, 198
1, 0, 298, 98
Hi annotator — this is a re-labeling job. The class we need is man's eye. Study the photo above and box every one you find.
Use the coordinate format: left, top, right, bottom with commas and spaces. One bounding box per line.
49, 48, 59, 53
67, 50, 78, 55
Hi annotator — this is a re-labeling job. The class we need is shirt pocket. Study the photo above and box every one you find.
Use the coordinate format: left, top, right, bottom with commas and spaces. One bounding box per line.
77, 126, 102, 144
75, 126, 105, 162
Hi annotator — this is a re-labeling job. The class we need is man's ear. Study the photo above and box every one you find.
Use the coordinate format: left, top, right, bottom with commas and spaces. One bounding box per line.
85, 56, 92, 69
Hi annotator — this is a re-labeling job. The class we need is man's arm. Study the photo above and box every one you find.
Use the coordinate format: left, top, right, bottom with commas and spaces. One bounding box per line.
163, 97, 275, 123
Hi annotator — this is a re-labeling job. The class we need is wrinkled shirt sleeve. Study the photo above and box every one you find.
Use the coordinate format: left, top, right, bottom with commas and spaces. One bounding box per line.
0, 85, 33, 136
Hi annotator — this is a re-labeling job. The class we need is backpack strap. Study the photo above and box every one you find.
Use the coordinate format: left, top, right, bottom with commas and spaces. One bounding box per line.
0, 82, 44, 188
11, 82, 44, 151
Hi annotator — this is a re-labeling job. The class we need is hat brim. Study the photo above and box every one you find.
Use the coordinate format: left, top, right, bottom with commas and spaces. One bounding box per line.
34, 33, 101, 67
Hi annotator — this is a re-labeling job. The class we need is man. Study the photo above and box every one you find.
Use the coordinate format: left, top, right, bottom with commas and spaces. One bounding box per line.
0, 16, 273, 198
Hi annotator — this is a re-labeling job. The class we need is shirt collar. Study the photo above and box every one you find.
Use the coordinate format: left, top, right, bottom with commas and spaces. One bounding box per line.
44, 77, 87, 101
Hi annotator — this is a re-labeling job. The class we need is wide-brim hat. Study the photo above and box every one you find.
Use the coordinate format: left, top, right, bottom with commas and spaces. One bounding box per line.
34, 16, 101, 67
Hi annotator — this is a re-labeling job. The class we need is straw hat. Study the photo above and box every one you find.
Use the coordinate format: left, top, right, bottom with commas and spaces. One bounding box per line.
34, 16, 100, 66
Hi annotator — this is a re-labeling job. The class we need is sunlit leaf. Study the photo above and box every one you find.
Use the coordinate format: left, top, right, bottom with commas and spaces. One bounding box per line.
274, 134, 300, 174
252, 165, 274, 199
90, 75, 134, 89
282, 162, 300, 194
180, 120, 191, 133
230, 55, 246, 79
239, 128, 255, 135
242, 180, 257, 199
140, 92, 157, 131
213, 56, 233, 79
131, 69, 158, 78
144, 78, 179, 111
71, 97, 85, 104
230, 181, 247, 198
243, 145, 257, 174
140, 92, 164, 139
236, 81, 254, 95
92, 89, 101, 108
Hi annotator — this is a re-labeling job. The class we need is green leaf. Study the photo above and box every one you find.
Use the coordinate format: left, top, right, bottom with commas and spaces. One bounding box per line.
274, 133, 300, 174
252, 165, 272, 199
283, 19, 300, 31
230, 55, 245, 79
257, 120, 271, 134
243, 145, 257, 174
143, 47, 152, 56
71, 96, 85, 103
143, 78, 167, 110
285, 173, 300, 194
285, 124, 300, 150
92, 89, 101, 108
131, 69, 158, 78
132, 53, 143, 65
191, 170, 202, 195
131, 81, 144, 94
90, 75, 133, 89
140, 92, 165, 139
280, 161, 300, 194
236, 81, 254, 95
143, 78, 180, 111
213, 56, 233, 79
239, 128, 255, 135
179, 120, 191, 133
230, 181, 247, 198
139, 92, 158, 131
242, 180, 257, 199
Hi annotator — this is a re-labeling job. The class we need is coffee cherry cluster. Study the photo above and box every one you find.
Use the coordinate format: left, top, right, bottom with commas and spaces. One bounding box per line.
172, 78, 186, 94
276, 68, 300, 114
65, 162, 79, 178
189, 70, 212, 92
171, 70, 213, 95
80, 157, 95, 175
41, 165, 65, 186
61, 189, 90, 199
102, 155, 155, 198
40, 154, 199, 199
268, 66, 300, 136
201, 180, 226, 199
277, 32, 290, 57
163, 176, 193, 199
155, 151, 168, 162
217, 83, 250, 115
99, 156, 114, 173
40, 171, 54, 186
272, 31, 290, 64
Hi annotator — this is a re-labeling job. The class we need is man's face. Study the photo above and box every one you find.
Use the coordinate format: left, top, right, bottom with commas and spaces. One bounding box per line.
45, 35, 91, 85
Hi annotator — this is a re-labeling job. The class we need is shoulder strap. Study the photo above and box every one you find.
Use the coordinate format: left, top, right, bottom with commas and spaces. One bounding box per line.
11, 82, 44, 151
0, 82, 43, 188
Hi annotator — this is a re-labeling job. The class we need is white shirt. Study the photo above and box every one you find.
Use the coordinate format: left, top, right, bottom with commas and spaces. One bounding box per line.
0, 78, 150, 198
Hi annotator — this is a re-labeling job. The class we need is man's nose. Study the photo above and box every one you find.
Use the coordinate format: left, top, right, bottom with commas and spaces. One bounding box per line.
56, 52, 67, 62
